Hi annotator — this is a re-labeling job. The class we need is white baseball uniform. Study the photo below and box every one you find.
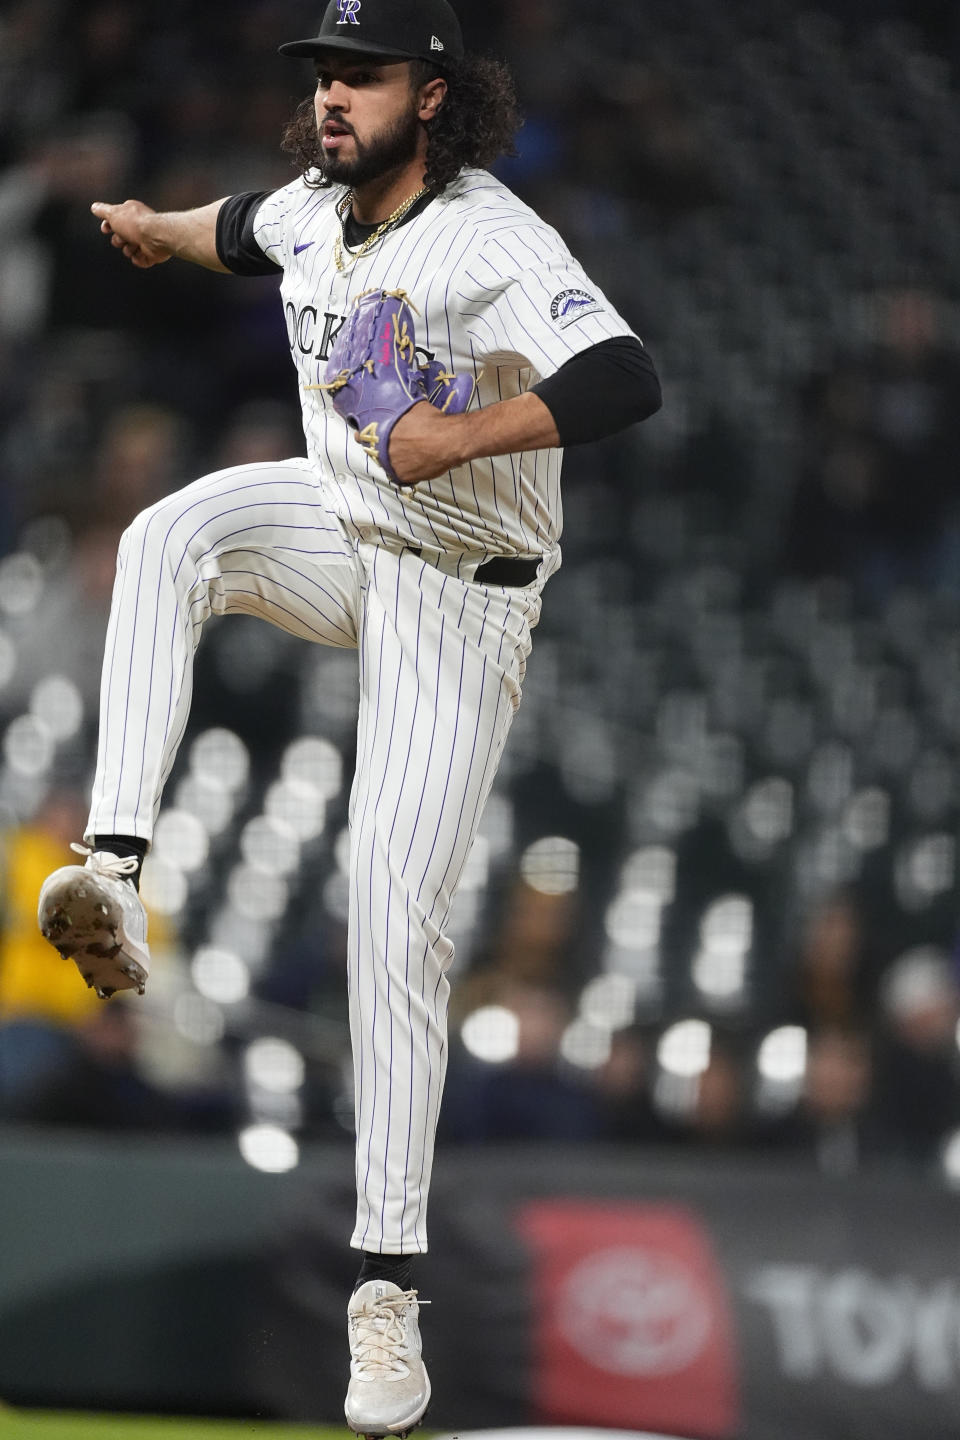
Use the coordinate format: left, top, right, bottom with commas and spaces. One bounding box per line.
87, 167, 639, 1251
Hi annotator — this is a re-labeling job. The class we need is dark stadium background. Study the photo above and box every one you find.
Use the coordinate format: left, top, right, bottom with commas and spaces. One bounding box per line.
3, 1, 960, 1436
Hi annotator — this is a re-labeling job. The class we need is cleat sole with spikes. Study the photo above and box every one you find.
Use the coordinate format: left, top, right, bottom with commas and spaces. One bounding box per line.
39, 872, 148, 999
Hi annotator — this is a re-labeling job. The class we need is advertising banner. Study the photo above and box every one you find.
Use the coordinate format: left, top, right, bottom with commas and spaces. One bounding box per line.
258, 1149, 960, 1439
2, 1130, 960, 1439
518, 1201, 739, 1435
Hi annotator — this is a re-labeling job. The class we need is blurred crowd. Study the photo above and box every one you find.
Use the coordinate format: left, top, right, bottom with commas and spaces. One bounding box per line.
782, 287, 960, 600
3, 0, 960, 1184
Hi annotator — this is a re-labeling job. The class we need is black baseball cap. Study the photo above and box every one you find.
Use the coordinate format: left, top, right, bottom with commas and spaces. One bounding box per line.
279, 0, 463, 66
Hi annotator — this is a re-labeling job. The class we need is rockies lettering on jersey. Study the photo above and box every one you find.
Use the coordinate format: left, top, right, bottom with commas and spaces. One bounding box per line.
285, 304, 347, 359
253, 168, 639, 566
285, 303, 436, 369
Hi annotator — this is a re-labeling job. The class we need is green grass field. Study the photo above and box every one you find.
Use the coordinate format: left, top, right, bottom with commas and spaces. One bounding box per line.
0, 1414, 355, 1440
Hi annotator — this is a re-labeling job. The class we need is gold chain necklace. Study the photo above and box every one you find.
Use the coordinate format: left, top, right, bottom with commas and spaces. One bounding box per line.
333, 187, 427, 273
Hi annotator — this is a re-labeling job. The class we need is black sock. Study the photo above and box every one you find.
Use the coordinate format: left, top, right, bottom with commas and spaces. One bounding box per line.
93, 834, 148, 892
354, 1251, 414, 1294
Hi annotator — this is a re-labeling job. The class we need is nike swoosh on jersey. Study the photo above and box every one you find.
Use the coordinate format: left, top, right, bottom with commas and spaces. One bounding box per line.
293, 240, 315, 255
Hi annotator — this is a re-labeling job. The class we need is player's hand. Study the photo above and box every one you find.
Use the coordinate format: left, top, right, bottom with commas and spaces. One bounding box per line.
388, 401, 467, 487
91, 199, 172, 269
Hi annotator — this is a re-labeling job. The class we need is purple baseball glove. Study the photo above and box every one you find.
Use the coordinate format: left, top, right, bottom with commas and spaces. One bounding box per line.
421, 358, 476, 416
321, 289, 473, 486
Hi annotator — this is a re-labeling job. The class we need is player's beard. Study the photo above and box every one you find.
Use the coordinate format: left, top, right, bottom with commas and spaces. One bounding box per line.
319, 101, 422, 188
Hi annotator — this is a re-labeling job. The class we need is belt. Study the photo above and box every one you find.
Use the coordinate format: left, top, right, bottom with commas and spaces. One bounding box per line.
403, 547, 540, 588
473, 555, 540, 586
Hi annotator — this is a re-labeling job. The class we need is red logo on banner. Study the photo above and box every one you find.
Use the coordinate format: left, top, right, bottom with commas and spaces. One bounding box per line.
517, 1201, 740, 1436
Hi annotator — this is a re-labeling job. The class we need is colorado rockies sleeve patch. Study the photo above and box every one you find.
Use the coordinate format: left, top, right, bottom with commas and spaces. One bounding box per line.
550, 288, 603, 329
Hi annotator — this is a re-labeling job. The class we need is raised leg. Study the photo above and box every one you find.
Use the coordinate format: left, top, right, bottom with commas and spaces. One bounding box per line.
87, 458, 360, 842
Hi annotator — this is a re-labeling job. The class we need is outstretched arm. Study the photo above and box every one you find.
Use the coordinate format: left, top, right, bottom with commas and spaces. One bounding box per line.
90, 198, 230, 271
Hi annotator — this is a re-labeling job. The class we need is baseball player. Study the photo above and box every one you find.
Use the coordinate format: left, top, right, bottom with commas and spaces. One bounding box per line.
37, 0, 661, 1431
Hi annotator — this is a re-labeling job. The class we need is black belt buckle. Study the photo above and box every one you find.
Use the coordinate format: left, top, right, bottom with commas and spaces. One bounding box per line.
473, 555, 540, 587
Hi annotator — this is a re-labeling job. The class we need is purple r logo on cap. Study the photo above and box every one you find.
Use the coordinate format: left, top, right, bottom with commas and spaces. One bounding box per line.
337, 0, 361, 22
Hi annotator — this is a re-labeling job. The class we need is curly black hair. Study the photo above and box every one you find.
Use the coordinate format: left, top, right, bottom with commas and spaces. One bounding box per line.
280, 53, 521, 192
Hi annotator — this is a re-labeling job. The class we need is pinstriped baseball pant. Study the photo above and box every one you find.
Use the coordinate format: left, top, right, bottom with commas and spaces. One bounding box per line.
86, 457, 539, 1252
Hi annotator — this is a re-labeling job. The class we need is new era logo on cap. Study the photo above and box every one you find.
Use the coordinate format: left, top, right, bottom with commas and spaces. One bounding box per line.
430, 34, 444, 49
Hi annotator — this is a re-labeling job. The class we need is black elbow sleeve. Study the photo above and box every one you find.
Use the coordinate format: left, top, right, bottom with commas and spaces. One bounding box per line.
532, 336, 661, 447
216, 191, 283, 276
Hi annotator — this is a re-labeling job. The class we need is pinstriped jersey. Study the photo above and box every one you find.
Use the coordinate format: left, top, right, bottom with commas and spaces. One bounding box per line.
252, 168, 638, 569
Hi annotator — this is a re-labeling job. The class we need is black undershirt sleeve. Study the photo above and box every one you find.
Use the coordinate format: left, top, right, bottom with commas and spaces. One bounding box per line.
216, 191, 283, 276
531, 335, 662, 447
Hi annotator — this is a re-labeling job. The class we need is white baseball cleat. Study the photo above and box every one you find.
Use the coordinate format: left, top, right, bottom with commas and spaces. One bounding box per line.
344, 1281, 431, 1437
37, 844, 150, 1000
